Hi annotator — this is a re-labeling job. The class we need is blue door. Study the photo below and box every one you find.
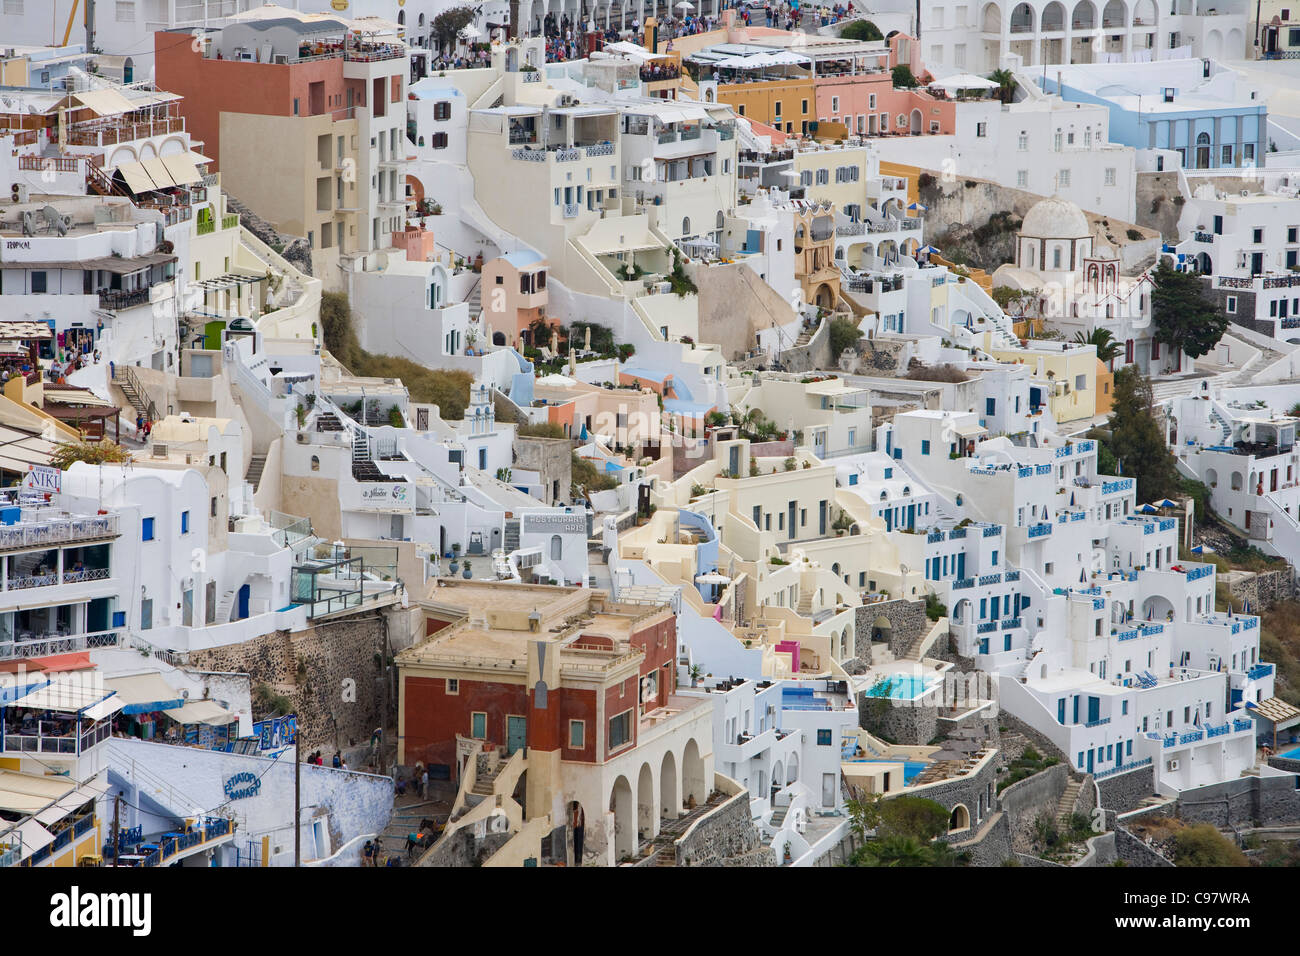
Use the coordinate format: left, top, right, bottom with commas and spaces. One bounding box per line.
506, 716, 527, 755
907, 504, 915, 529
1058, 699, 1066, 724
956, 553, 965, 579
237, 584, 251, 621
1087, 696, 1100, 724
1086, 749, 1094, 773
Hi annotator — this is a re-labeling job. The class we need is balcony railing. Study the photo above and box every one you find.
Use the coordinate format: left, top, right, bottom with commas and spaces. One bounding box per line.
1093, 756, 1152, 780
586, 143, 615, 157
1084, 716, 1111, 728
98, 288, 152, 310
222, 213, 240, 230
1247, 662, 1274, 680
562, 203, 581, 219
0, 514, 119, 552
0, 630, 123, 661
197, 220, 216, 236
65, 117, 185, 148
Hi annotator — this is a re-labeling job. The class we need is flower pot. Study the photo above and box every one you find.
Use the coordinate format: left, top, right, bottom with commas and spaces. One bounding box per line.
448, 560, 459, 574
462, 566, 472, 579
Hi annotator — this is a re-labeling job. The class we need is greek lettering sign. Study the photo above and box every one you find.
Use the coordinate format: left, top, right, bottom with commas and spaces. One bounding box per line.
223, 771, 261, 801
521, 512, 586, 534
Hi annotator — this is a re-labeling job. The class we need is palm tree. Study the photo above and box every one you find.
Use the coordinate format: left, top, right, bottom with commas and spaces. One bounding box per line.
1073, 327, 1122, 366
988, 68, 1016, 105
858, 834, 933, 867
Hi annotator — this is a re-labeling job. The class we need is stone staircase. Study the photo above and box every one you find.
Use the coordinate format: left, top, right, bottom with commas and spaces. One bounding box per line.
769, 805, 790, 828
636, 793, 726, 866
471, 761, 504, 798
796, 588, 815, 615
376, 802, 444, 862
1055, 776, 1085, 828
466, 277, 482, 320
245, 454, 267, 493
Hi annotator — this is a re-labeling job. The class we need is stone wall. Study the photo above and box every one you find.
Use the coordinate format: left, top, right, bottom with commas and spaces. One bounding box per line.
1113, 825, 1176, 867
1174, 773, 1300, 828
906, 754, 1001, 843
779, 315, 833, 374
1226, 568, 1297, 609
951, 810, 1014, 866
675, 790, 773, 866
998, 763, 1068, 852
859, 695, 937, 746
853, 598, 929, 660
419, 827, 512, 867
1267, 755, 1300, 774
1096, 764, 1157, 814
997, 711, 1070, 764
187, 607, 402, 756
1133, 172, 1185, 238
224, 192, 313, 277
513, 436, 572, 505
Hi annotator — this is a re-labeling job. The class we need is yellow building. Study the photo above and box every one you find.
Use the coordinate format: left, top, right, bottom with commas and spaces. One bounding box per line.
988, 340, 1099, 423
713, 76, 817, 136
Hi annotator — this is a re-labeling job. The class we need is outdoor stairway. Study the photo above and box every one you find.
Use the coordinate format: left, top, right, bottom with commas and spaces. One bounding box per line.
770, 805, 789, 828
245, 455, 267, 493
1055, 776, 1085, 827
796, 588, 815, 615
113, 366, 151, 421
376, 803, 445, 862
793, 324, 815, 349
466, 278, 482, 320
651, 845, 677, 866
504, 519, 520, 553
636, 793, 727, 866
471, 762, 504, 797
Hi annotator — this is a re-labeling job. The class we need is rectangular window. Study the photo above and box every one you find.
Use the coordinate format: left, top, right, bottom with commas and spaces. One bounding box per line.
609, 710, 632, 750
976, 122, 987, 138
142, 517, 155, 541
921, 439, 931, 455
816, 729, 832, 746
1017, 170, 1028, 188
471, 712, 486, 738
446, 678, 459, 695
30, 271, 48, 294
1017, 132, 1028, 151
180, 511, 189, 534
210, 496, 218, 517
569, 720, 585, 749
1226, 296, 1237, 314
1058, 169, 1071, 188
1104, 167, 1116, 186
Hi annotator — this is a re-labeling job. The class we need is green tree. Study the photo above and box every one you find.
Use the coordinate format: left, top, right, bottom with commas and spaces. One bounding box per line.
828, 316, 862, 360
1150, 259, 1229, 359
517, 422, 566, 439
1170, 824, 1249, 867
432, 6, 477, 50
988, 68, 1016, 104
878, 795, 951, 841
853, 834, 933, 867
49, 440, 132, 470
1108, 366, 1179, 502
840, 19, 883, 40
1073, 327, 1121, 364
891, 64, 919, 89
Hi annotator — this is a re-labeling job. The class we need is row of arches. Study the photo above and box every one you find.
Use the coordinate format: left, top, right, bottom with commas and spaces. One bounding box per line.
605, 738, 707, 861
984, 0, 1159, 35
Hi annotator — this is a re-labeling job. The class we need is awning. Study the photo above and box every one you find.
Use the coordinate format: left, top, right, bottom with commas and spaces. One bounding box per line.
118, 160, 158, 194
0, 321, 55, 340
42, 386, 117, 409
7, 681, 123, 719
141, 157, 176, 189
104, 673, 186, 715
954, 424, 987, 438
34, 784, 99, 824
73, 88, 137, 117
0, 768, 80, 815
10, 819, 54, 855
163, 699, 236, 726
161, 152, 202, 186
1246, 696, 1300, 731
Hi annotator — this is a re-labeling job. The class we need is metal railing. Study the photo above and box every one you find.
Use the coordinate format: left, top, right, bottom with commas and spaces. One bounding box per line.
0, 514, 119, 552
99, 288, 152, 310
0, 630, 122, 660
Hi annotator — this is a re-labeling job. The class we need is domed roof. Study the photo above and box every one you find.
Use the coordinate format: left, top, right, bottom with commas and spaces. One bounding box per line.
1020, 196, 1090, 240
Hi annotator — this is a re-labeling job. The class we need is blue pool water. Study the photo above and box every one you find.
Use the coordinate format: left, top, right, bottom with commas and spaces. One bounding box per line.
1280, 746, 1300, 760
846, 759, 928, 785
864, 674, 936, 700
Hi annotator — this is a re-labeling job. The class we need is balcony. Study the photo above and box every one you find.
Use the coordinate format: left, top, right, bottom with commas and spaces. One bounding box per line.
222, 213, 240, 230
2, 718, 110, 756
563, 203, 581, 219
0, 629, 122, 660
0, 513, 118, 553
1247, 662, 1274, 680
98, 288, 152, 310
197, 220, 216, 236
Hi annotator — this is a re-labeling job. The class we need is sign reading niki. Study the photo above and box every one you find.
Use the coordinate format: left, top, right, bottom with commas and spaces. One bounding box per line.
24, 464, 61, 494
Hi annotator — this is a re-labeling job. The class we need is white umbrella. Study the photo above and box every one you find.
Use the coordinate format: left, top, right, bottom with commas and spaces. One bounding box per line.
458, 24, 483, 40
676, 1, 695, 9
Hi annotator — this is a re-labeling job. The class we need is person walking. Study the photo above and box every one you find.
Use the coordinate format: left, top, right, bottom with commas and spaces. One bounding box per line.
571, 803, 585, 866
332, 752, 341, 769
420, 767, 429, 800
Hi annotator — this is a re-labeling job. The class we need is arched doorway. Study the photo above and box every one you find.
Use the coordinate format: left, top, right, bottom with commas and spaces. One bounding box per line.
771, 760, 784, 800
787, 751, 799, 784
871, 615, 892, 643
682, 739, 707, 808
637, 762, 657, 842
660, 750, 679, 820
610, 775, 635, 861
909, 108, 923, 135
948, 804, 970, 832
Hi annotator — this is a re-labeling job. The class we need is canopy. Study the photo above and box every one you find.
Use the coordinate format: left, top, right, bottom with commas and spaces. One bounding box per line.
932, 72, 999, 93
104, 673, 185, 715
72, 88, 137, 117
163, 699, 237, 726
141, 157, 176, 189
908, 201, 929, 211
117, 160, 159, 194
676, 1, 695, 8
1154, 498, 1179, 508
6, 681, 123, 720
161, 152, 203, 186
1135, 503, 1159, 514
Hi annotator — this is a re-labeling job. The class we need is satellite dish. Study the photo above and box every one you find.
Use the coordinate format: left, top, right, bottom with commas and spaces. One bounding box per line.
899, 563, 910, 576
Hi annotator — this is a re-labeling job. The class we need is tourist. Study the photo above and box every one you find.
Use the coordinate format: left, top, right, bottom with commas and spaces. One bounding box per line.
420, 767, 429, 800
332, 752, 341, 768
571, 802, 585, 866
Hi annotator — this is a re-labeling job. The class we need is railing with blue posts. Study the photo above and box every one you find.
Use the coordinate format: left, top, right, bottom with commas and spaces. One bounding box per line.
1094, 757, 1152, 780
1233, 718, 1254, 733
1084, 717, 1111, 728
977, 622, 997, 633
1206, 723, 1230, 738
1180, 730, 1204, 744
1247, 662, 1273, 680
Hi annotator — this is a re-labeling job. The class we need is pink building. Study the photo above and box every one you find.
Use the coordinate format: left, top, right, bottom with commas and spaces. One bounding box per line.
391, 224, 437, 262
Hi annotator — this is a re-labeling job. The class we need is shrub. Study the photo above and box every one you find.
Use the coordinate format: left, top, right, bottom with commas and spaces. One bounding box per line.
828, 316, 862, 360
517, 421, 566, 439
840, 19, 883, 40
1170, 824, 1249, 867
904, 363, 969, 383
1126, 228, 1143, 241
49, 440, 133, 469
891, 64, 918, 89
925, 593, 947, 621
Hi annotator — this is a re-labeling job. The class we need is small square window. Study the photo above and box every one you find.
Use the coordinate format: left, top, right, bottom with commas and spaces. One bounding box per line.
446, 678, 459, 695
816, 729, 832, 746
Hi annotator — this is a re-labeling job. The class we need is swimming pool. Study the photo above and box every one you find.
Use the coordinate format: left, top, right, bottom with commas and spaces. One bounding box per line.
1280, 745, 1300, 760
864, 674, 938, 700
846, 759, 928, 785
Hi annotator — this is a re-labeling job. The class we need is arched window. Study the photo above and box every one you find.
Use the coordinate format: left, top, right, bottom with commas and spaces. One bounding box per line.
310, 455, 320, 472
1196, 131, 1211, 145
418, 136, 425, 146
716, 210, 724, 229
550, 534, 563, 560
682, 216, 691, 235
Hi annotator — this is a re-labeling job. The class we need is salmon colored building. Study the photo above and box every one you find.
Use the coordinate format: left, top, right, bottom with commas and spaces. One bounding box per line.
397, 581, 714, 865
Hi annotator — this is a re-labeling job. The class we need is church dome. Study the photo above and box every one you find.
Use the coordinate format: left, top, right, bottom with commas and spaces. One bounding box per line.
1020, 196, 1090, 240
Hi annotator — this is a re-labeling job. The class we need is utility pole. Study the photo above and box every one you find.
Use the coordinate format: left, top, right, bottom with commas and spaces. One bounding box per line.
293, 738, 300, 867
111, 792, 120, 867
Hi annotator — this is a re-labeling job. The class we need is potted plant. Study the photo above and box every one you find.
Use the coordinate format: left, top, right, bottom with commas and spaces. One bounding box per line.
462, 560, 473, 580
689, 664, 702, 688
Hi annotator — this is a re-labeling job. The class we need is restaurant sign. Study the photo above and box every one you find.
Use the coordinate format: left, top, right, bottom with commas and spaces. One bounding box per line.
223, 771, 261, 801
